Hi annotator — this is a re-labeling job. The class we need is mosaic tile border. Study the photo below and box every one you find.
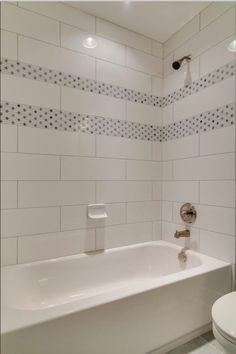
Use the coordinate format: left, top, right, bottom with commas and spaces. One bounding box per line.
0, 101, 234, 142
0, 101, 161, 141
162, 102, 235, 142
0, 58, 162, 107
1, 58, 235, 109
163, 61, 235, 106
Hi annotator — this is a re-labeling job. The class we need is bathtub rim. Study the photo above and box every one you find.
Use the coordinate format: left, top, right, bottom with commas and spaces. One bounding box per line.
1, 240, 231, 335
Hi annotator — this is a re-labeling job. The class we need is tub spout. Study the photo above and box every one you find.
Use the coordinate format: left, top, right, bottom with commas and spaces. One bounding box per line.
174, 229, 190, 238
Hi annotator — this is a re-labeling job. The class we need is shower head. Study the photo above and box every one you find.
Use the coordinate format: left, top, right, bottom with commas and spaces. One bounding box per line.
172, 55, 192, 70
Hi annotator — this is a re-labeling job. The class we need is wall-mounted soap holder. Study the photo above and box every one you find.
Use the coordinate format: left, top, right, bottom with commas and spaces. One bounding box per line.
87, 204, 108, 220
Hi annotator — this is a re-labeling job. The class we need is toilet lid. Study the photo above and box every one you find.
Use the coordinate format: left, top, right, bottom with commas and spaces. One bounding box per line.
212, 292, 236, 343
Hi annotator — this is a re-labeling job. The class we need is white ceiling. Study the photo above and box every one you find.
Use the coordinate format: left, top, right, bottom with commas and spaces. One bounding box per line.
68, 1, 210, 42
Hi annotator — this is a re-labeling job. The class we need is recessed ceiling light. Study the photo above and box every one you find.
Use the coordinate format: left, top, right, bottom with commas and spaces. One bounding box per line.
82, 37, 97, 49
227, 39, 236, 52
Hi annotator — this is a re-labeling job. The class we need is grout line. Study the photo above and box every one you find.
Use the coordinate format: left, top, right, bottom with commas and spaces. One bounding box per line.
3, 199, 234, 210
198, 180, 201, 204
16, 34, 19, 61
59, 206, 62, 231
59, 22, 61, 47
59, 156, 61, 180
16, 236, 19, 264
16, 180, 19, 208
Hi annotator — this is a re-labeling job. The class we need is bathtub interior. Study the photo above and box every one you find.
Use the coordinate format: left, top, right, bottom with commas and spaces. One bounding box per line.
2, 242, 203, 310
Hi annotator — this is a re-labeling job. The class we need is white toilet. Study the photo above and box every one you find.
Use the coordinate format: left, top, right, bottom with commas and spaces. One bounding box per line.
212, 292, 236, 354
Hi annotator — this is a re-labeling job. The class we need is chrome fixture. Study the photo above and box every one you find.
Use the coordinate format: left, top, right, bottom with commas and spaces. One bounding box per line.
174, 229, 190, 239
172, 55, 192, 70
180, 203, 197, 224
178, 247, 188, 263
174, 203, 197, 239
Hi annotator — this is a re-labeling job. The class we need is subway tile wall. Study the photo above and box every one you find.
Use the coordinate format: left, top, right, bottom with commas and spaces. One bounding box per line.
0, 1, 162, 266
162, 2, 236, 265
1, 2, 235, 267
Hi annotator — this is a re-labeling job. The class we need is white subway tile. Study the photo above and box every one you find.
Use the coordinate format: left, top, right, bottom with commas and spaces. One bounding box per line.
96, 181, 152, 203
153, 221, 162, 240
127, 101, 162, 125
1, 181, 17, 209
196, 205, 236, 236
1, 29, 17, 60
18, 229, 95, 263
1, 124, 17, 152
152, 182, 162, 200
1, 207, 60, 237
18, 181, 95, 207
162, 221, 200, 250
163, 135, 199, 161
61, 203, 126, 231
200, 2, 234, 29
174, 77, 235, 122
164, 15, 199, 57
126, 47, 162, 76
200, 230, 235, 263
1, 238, 17, 266
152, 40, 163, 58
19, 37, 96, 79
127, 160, 162, 181
175, 8, 235, 60
163, 161, 173, 181
127, 201, 161, 223
61, 156, 125, 181
20, 2, 95, 33
96, 59, 152, 93
173, 203, 235, 236
1, 152, 60, 180
61, 24, 125, 65
162, 105, 173, 126
200, 36, 235, 76
19, 126, 95, 156
151, 76, 163, 96
200, 181, 235, 208
152, 142, 162, 161
96, 18, 152, 54
61, 86, 125, 121
96, 135, 152, 160
173, 153, 235, 180
200, 126, 235, 156
96, 222, 153, 249
1, 74, 60, 109
163, 53, 174, 77
163, 181, 199, 203
1, 3, 59, 45
162, 201, 173, 222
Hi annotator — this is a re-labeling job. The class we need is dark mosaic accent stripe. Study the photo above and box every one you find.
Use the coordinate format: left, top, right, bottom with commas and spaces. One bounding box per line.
0, 58, 162, 107
0, 101, 162, 141
1, 58, 235, 110
163, 61, 235, 107
162, 102, 235, 142
0, 101, 234, 142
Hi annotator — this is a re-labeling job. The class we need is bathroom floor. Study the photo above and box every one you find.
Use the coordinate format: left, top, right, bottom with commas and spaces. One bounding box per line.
167, 332, 224, 354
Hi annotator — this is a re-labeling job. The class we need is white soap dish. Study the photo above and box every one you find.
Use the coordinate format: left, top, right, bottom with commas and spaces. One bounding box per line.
87, 204, 108, 220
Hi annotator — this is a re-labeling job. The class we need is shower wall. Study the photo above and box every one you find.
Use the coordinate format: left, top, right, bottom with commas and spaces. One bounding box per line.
162, 2, 236, 264
1, 2, 235, 267
1, 2, 163, 265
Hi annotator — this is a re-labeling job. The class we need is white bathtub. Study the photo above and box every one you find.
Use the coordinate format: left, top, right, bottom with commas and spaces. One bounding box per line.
1, 241, 232, 354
